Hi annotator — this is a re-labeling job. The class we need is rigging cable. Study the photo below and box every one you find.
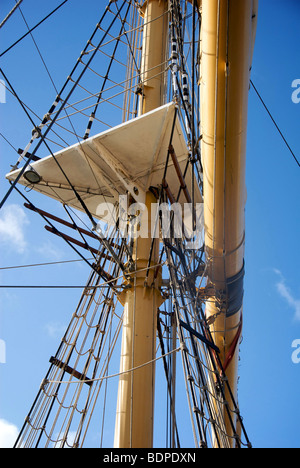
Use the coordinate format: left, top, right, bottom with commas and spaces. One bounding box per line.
250, 80, 300, 168
1, 1, 132, 275
83, 1, 134, 139
0, 285, 122, 289
15, 1, 57, 92
5, 0, 252, 448
0, 132, 18, 153
0, 0, 128, 212
12, 185, 113, 286
0, 82, 71, 149
0, 0, 23, 30
0, 258, 94, 270
47, 347, 181, 386
0, 0, 69, 58
14, 0, 87, 153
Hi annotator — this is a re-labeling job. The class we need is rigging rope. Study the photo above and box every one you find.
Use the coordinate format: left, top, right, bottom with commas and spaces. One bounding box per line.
0, 0, 128, 213
0, 258, 93, 271
83, 1, 133, 139
0, 1, 69, 58
47, 347, 181, 386
7, 0, 252, 449
0, 0, 23, 30
250, 79, 300, 168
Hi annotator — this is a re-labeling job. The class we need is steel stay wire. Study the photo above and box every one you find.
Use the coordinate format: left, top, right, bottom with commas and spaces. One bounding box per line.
0, 0, 69, 57
14, 236, 125, 448
163, 239, 223, 448
12, 185, 120, 290
0, 0, 128, 212
0, 0, 23, 29
47, 347, 181, 386
83, 0, 135, 139
0, 1, 135, 275
175, 244, 252, 448
8, 0, 251, 448
250, 79, 300, 169
0, 258, 94, 271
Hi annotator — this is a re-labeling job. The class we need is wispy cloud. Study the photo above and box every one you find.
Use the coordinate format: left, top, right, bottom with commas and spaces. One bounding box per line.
0, 204, 29, 254
53, 430, 77, 448
36, 240, 65, 261
0, 419, 19, 448
45, 321, 66, 339
274, 269, 300, 321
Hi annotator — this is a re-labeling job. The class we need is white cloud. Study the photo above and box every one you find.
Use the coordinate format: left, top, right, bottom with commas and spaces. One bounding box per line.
36, 240, 65, 261
274, 269, 300, 321
0, 419, 19, 448
0, 204, 29, 254
45, 321, 66, 339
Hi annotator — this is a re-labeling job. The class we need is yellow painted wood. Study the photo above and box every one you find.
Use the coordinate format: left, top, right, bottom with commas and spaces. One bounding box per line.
114, 0, 168, 448
200, 0, 257, 445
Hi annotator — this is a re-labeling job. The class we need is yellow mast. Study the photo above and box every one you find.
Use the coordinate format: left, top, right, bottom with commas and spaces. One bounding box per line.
114, 0, 168, 448
5, 0, 259, 449
114, 0, 258, 448
200, 0, 258, 444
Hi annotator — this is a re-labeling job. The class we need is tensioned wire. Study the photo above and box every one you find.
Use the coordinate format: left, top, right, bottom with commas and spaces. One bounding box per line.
0, 1, 68, 56
14, 231, 125, 448
47, 347, 181, 386
46, 266, 119, 448
1, 1, 169, 273
5, 0, 251, 448
0, 0, 129, 211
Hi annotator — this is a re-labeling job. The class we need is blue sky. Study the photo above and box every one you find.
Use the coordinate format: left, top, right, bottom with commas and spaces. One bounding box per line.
0, 0, 299, 449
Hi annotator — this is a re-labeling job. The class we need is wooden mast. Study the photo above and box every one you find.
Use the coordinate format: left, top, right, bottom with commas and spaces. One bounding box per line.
114, 0, 168, 448
200, 0, 258, 445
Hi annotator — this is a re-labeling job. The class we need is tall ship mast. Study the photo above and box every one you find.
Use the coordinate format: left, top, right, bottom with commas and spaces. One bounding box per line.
3, 0, 258, 448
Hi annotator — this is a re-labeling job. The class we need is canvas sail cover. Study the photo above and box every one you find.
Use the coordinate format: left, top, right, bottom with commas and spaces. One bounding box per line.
6, 102, 202, 218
